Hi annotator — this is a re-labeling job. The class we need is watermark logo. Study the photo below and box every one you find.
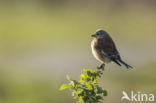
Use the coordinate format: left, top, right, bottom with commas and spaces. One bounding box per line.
121, 91, 154, 102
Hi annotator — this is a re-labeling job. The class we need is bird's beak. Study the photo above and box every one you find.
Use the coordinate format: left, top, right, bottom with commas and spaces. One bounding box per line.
91, 34, 96, 37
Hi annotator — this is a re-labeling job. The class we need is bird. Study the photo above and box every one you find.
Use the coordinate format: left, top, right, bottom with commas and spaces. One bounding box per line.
91, 29, 133, 70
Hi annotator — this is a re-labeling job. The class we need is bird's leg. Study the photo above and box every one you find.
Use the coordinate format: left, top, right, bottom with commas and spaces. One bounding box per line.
97, 63, 105, 70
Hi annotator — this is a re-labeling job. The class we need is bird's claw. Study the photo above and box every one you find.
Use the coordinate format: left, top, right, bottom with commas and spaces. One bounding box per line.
97, 63, 105, 71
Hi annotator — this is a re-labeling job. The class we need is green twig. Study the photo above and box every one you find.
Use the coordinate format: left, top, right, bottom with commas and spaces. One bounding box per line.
60, 68, 107, 103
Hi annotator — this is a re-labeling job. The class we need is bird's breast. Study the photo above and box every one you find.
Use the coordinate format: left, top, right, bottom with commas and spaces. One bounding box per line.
91, 39, 111, 63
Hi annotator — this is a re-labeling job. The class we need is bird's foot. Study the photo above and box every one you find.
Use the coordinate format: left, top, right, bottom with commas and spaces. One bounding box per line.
97, 63, 105, 71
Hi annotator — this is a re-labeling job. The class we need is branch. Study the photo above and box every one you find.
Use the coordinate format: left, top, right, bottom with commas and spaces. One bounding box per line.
60, 68, 107, 103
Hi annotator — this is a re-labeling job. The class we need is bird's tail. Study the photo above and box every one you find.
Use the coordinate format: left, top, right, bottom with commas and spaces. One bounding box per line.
112, 59, 121, 66
118, 59, 133, 69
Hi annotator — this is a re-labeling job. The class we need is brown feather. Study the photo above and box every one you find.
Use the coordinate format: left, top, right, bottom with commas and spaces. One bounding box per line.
94, 36, 119, 56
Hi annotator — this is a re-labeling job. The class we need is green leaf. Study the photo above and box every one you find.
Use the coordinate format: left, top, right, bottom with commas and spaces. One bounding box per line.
59, 84, 72, 91
60, 68, 107, 103
83, 69, 92, 73
86, 82, 93, 90
80, 74, 86, 83
96, 95, 103, 100
66, 75, 72, 81
82, 69, 88, 72
87, 71, 92, 77
80, 74, 86, 79
103, 90, 108, 96
97, 86, 103, 94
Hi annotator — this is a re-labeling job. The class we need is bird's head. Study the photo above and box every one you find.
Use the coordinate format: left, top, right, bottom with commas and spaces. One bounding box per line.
91, 29, 109, 39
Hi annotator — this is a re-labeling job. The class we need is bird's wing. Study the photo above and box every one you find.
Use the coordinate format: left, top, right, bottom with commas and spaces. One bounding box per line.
100, 36, 133, 68
99, 36, 122, 66
101, 50, 121, 66
100, 35, 120, 57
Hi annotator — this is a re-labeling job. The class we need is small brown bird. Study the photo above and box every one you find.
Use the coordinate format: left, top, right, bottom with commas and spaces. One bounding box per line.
91, 29, 132, 69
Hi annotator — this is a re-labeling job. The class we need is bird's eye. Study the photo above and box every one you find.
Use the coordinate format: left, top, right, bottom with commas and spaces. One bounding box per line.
96, 33, 99, 35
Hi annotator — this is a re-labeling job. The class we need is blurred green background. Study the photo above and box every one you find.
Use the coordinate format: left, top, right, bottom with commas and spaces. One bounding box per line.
0, 0, 156, 103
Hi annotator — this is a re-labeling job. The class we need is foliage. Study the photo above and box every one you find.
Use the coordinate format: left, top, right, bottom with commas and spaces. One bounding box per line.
60, 69, 107, 103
